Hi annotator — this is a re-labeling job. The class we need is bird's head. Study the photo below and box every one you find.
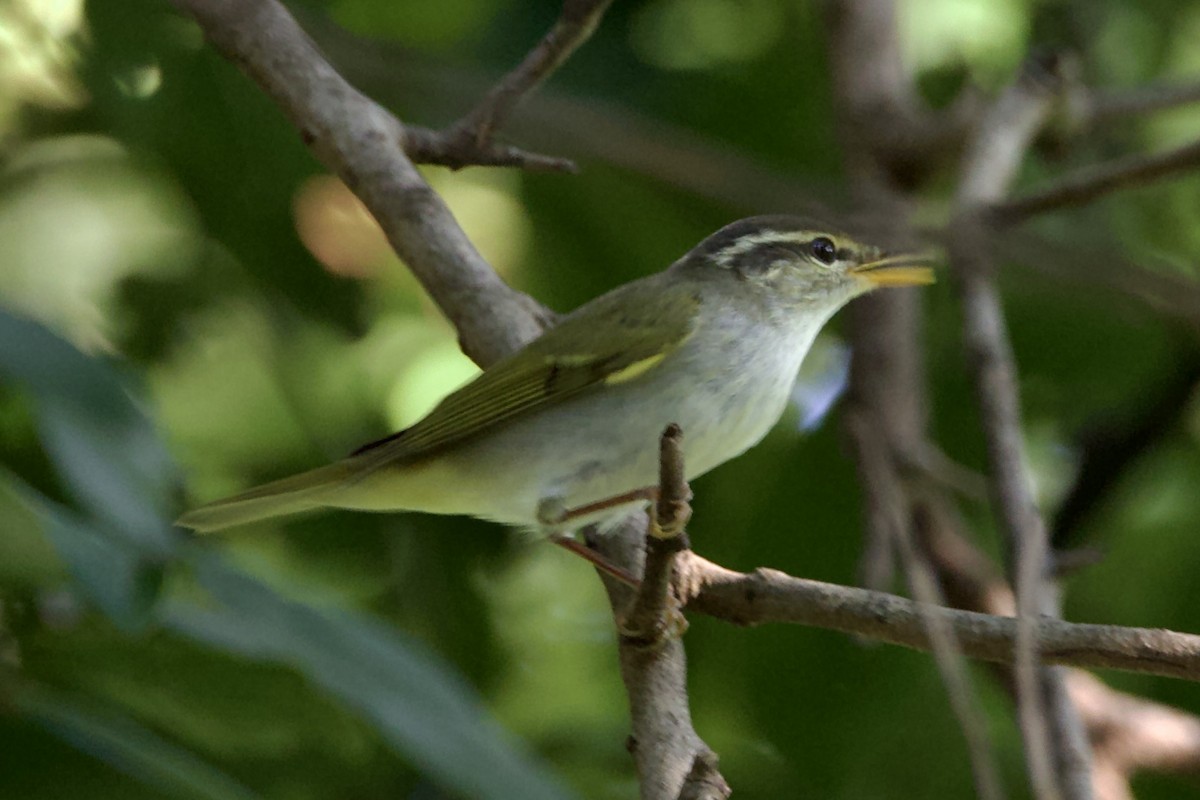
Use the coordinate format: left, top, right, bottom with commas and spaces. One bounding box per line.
679, 215, 934, 314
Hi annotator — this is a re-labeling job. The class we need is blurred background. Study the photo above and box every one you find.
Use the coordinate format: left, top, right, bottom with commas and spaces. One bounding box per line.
1, 0, 1199, 797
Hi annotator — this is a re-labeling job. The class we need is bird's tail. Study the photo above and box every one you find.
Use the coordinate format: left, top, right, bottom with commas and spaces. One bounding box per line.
176, 461, 355, 533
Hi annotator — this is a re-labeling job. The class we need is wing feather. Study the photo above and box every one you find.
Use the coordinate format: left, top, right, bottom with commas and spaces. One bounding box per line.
346, 278, 698, 475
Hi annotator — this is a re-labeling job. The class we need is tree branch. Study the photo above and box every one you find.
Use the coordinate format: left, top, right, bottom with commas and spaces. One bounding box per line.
822, 3, 1008, 795
993, 137, 1200, 222
444, 0, 613, 153
170, 0, 553, 367
613, 426, 729, 800
1087, 80, 1200, 125
916, 513, 1200, 799
401, 0, 615, 173
952, 54, 1092, 800
677, 556, 1200, 681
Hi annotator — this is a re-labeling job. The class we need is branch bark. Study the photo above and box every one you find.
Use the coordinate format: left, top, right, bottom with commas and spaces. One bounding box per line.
614, 426, 729, 800
916, 513, 1200, 800
443, 0, 613, 152
678, 556, 1200, 681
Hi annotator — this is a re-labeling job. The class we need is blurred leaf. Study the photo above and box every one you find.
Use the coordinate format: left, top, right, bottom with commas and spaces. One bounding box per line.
0, 309, 175, 555
2, 469, 160, 631
166, 553, 574, 800
17, 687, 261, 800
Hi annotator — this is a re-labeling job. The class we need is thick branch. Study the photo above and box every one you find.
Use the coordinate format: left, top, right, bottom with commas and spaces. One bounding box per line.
170, 0, 552, 366
612, 427, 728, 800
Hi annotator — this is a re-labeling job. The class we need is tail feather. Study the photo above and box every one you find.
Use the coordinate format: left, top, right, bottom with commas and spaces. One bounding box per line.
176, 461, 355, 533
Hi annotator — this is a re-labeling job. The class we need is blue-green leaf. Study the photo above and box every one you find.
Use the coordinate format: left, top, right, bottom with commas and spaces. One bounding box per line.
18, 687, 262, 800
166, 554, 574, 800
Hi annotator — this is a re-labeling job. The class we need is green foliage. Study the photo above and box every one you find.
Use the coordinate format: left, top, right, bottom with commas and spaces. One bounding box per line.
2, 1, 1200, 799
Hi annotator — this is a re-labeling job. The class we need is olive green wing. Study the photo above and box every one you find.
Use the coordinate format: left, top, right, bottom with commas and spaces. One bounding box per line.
345, 279, 699, 474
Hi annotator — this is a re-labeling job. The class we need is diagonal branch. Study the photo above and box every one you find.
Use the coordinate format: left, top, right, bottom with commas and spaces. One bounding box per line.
1087, 80, 1200, 125
993, 137, 1200, 222
403, 0, 615, 172
170, 0, 553, 367
916, 516, 1200, 799
444, 0, 614, 152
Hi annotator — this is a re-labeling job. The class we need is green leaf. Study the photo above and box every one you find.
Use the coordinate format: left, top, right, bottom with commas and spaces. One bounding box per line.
2, 469, 160, 631
0, 309, 175, 556
166, 553, 574, 800
17, 687, 261, 800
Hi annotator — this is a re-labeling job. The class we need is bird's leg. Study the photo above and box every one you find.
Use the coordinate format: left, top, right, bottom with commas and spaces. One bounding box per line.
538, 486, 659, 526
549, 534, 641, 587
537, 488, 659, 588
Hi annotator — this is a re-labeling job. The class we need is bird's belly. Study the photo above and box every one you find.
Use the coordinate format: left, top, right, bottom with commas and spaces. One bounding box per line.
396, 370, 792, 528
338, 327, 807, 530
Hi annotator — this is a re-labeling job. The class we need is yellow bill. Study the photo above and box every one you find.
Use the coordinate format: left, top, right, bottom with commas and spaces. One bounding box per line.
850, 253, 936, 287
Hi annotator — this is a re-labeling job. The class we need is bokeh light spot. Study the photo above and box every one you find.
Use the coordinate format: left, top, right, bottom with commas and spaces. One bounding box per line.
630, 0, 784, 71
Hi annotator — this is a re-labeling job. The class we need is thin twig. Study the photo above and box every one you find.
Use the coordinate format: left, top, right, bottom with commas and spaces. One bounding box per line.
405, 0, 616, 172
1089, 80, 1200, 125
404, 124, 577, 172
445, 0, 614, 150
994, 137, 1200, 222
916, 516, 1200, 799
846, 412, 1007, 800
952, 54, 1091, 800
994, 230, 1200, 331
300, 14, 842, 215
621, 424, 692, 642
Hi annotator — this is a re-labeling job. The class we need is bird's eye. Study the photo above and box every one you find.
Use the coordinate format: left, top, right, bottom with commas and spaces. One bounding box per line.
810, 237, 837, 265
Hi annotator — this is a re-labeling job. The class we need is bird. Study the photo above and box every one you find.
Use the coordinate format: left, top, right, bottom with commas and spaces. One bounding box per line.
177, 216, 932, 538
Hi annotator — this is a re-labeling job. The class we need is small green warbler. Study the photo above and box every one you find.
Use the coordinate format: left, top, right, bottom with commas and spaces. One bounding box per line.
178, 216, 932, 534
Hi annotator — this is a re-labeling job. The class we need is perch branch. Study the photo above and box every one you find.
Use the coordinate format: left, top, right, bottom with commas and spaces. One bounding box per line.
677, 556, 1200, 682
621, 424, 692, 641
615, 426, 729, 800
